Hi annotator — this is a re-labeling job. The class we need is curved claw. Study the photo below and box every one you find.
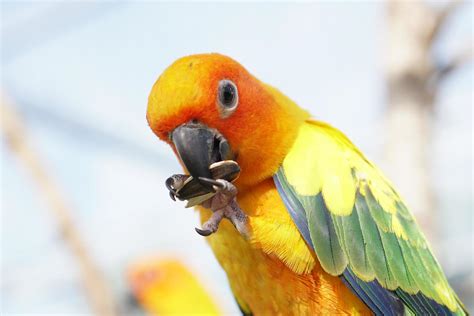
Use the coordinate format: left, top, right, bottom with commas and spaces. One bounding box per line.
165, 177, 176, 191
195, 227, 213, 236
166, 174, 189, 192
198, 177, 224, 189
169, 191, 176, 201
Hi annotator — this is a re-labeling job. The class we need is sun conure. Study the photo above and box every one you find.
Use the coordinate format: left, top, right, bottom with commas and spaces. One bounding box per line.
127, 257, 222, 315
146, 53, 467, 315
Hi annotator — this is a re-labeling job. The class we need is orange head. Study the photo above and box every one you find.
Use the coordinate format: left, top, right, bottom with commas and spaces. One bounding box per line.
147, 53, 309, 189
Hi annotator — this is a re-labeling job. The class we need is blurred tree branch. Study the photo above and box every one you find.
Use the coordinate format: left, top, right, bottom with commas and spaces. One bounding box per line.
426, 0, 461, 46
383, 0, 471, 243
0, 94, 118, 316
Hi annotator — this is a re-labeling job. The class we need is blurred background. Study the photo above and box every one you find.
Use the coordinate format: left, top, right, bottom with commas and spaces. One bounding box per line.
1, 1, 472, 315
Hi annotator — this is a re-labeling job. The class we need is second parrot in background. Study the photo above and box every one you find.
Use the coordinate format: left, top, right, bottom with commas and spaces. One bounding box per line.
127, 258, 221, 315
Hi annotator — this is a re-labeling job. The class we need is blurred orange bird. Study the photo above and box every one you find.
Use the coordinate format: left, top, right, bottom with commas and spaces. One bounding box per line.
127, 258, 221, 315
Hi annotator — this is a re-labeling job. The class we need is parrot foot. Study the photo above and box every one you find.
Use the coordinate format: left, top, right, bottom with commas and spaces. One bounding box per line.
195, 209, 224, 236
196, 178, 249, 238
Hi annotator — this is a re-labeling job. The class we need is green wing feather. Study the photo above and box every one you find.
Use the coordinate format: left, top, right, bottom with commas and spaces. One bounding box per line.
303, 194, 347, 274
276, 120, 466, 315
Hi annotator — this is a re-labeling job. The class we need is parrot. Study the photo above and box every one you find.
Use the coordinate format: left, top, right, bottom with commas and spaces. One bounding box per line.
127, 257, 221, 315
146, 53, 467, 315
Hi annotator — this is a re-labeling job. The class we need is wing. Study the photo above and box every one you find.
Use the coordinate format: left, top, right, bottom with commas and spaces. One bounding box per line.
273, 120, 466, 316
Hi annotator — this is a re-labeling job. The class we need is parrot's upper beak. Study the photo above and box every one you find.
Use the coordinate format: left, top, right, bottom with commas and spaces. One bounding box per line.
171, 121, 234, 186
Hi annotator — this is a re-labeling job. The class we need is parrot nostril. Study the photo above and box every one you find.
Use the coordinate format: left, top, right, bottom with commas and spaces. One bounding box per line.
190, 118, 199, 124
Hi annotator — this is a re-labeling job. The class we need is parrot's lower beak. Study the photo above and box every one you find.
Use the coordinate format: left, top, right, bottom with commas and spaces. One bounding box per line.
171, 121, 234, 187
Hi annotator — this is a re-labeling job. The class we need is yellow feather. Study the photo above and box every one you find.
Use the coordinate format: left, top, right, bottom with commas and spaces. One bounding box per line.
435, 282, 458, 311
391, 214, 408, 240
283, 123, 357, 215
282, 124, 323, 195
321, 154, 356, 216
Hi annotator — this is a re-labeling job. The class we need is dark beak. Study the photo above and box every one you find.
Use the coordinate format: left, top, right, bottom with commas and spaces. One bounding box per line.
171, 121, 233, 185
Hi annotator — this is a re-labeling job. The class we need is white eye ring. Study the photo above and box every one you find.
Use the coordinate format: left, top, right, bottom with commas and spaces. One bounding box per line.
217, 79, 238, 118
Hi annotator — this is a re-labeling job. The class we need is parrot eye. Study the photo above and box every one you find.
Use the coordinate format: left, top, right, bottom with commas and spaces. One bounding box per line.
217, 79, 238, 118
